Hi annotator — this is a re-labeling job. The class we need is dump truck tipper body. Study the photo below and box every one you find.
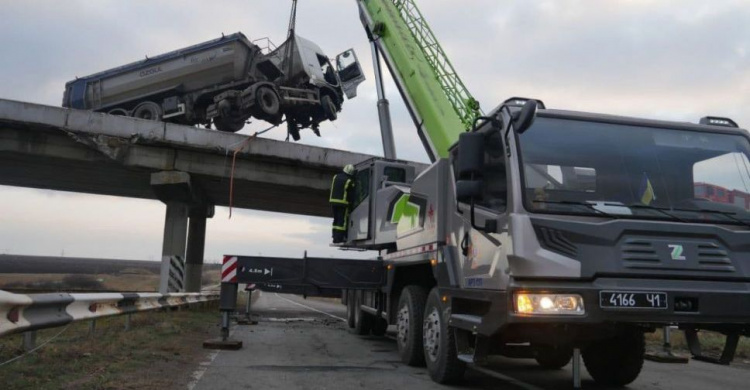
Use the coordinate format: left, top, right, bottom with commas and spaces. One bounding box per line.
63, 32, 365, 138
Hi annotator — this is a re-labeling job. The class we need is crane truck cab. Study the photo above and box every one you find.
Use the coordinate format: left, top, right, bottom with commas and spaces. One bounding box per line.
342, 98, 750, 387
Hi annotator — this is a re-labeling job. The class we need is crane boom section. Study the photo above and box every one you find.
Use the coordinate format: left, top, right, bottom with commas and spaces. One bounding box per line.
358, 0, 480, 160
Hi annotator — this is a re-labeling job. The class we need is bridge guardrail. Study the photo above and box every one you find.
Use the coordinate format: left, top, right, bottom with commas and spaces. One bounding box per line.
0, 289, 219, 337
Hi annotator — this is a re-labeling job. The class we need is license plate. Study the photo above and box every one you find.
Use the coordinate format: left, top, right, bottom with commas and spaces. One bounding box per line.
599, 291, 668, 309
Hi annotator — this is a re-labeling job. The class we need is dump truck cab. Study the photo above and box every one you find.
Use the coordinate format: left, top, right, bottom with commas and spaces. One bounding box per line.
266, 35, 365, 138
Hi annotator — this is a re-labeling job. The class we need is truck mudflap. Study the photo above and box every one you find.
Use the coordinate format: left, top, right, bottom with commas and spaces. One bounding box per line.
226, 254, 384, 298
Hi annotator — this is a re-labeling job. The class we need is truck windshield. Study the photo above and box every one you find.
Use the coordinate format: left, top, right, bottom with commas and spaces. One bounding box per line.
517, 116, 750, 226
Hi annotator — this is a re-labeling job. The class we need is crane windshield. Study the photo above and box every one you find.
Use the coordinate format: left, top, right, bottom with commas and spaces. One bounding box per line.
517, 117, 750, 225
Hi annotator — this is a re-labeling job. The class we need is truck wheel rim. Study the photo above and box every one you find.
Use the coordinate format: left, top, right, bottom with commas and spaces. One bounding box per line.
423, 307, 440, 362
397, 305, 409, 344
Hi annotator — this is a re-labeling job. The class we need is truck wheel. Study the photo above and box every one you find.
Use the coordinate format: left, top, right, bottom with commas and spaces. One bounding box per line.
321, 94, 337, 121
256, 86, 280, 117
352, 291, 371, 335
133, 102, 162, 121
346, 290, 356, 329
108, 108, 129, 116
214, 116, 246, 132
534, 345, 572, 369
423, 287, 466, 383
583, 329, 645, 387
396, 285, 428, 367
371, 317, 388, 336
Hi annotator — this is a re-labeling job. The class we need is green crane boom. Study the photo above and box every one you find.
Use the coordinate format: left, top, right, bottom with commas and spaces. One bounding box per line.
357, 0, 481, 161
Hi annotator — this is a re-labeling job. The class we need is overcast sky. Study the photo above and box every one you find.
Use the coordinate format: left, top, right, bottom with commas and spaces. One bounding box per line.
0, 0, 748, 263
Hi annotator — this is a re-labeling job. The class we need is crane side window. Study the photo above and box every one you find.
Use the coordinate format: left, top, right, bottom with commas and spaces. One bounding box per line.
383, 167, 406, 184
353, 168, 371, 208
450, 135, 508, 213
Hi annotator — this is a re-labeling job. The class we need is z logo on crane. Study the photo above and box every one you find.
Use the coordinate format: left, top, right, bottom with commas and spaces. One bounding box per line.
668, 244, 686, 261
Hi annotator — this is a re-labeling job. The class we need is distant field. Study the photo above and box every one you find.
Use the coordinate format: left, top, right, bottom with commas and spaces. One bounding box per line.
0, 255, 221, 292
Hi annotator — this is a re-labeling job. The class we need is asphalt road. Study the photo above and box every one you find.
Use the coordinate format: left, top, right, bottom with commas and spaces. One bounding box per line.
191, 292, 749, 390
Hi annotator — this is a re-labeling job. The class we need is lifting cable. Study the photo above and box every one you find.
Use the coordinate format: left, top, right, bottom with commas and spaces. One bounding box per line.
227, 121, 284, 219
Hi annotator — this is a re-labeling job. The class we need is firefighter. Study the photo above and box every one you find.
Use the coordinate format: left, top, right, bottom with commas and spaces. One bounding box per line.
330, 164, 356, 243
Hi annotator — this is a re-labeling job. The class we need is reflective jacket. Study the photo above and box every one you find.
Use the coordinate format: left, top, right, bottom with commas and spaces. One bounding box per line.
330, 173, 354, 205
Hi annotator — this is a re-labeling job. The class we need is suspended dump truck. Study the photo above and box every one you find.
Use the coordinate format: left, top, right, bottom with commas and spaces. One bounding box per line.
62, 32, 365, 140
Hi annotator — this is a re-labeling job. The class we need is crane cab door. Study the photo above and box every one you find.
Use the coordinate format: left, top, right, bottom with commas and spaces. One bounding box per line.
349, 167, 372, 240
347, 160, 418, 245
335, 49, 366, 99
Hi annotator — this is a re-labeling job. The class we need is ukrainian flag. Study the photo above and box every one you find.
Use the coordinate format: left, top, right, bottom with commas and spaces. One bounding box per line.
639, 172, 657, 205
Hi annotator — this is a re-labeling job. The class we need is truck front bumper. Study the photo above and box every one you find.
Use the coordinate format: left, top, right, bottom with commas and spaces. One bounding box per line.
443, 277, 750, 338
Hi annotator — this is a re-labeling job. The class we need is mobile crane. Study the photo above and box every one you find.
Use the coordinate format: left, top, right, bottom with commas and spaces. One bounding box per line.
224, 0, 750, 387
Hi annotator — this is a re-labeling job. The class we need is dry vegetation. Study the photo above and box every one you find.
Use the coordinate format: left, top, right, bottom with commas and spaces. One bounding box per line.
0, 302, 222, 390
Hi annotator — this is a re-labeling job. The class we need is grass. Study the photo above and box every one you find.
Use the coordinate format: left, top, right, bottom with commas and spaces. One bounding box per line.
0, 302, 222, 390
645, 329, 750, 361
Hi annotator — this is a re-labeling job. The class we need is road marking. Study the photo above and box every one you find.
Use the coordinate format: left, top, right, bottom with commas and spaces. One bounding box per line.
470, 365, 546, 390
274, 293, 347, 322
187, 327, 236, 390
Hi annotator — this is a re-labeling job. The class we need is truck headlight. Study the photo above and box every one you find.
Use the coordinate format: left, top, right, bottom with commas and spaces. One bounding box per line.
514, 293, 585, 316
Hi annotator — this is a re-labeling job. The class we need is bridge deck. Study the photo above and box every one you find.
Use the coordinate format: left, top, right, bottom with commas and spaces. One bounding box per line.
0, 99, 390, 217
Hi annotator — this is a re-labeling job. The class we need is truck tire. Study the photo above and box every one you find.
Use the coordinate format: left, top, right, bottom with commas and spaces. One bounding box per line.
346, 290, 356, 329
108, 108, 129, 116
133, 101, 162, 121
352, 291, 371, 335
321, 94, 337, 121
256, 86, 280, 117
396, 285, 428, 367
534, 345, 572, 369
583, 329, 645, 387
423, 287, 466, 384
214, 115, 246, 132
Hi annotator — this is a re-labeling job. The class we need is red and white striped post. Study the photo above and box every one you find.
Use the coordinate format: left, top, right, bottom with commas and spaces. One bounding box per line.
219, 255, 239, 341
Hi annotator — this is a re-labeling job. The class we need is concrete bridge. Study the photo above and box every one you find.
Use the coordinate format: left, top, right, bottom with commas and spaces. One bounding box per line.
0, 99, 396, 292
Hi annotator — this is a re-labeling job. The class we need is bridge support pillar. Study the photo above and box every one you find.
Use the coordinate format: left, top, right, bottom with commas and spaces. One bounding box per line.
152, 171, 212, 293
159, 201, 188, 294
185, 205, 214, 292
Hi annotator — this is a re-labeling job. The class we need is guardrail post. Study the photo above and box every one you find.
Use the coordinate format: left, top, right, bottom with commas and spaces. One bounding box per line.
23, 331, 37, 351
124, 314, 132, 331
89, 319, 96, 336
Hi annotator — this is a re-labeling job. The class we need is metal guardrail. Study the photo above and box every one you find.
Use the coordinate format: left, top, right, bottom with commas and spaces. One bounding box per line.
0, 289, 219, 337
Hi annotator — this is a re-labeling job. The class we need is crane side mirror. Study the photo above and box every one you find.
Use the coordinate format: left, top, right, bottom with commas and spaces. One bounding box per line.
456, 180, 482, 203
512, 99, 538, 134
457, 132, 485, 178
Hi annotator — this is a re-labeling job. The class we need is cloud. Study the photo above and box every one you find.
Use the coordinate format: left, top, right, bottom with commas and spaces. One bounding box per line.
0, 0, 748, 261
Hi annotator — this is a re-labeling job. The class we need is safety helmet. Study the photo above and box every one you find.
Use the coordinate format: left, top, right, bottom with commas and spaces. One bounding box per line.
343, 164, 355, 175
